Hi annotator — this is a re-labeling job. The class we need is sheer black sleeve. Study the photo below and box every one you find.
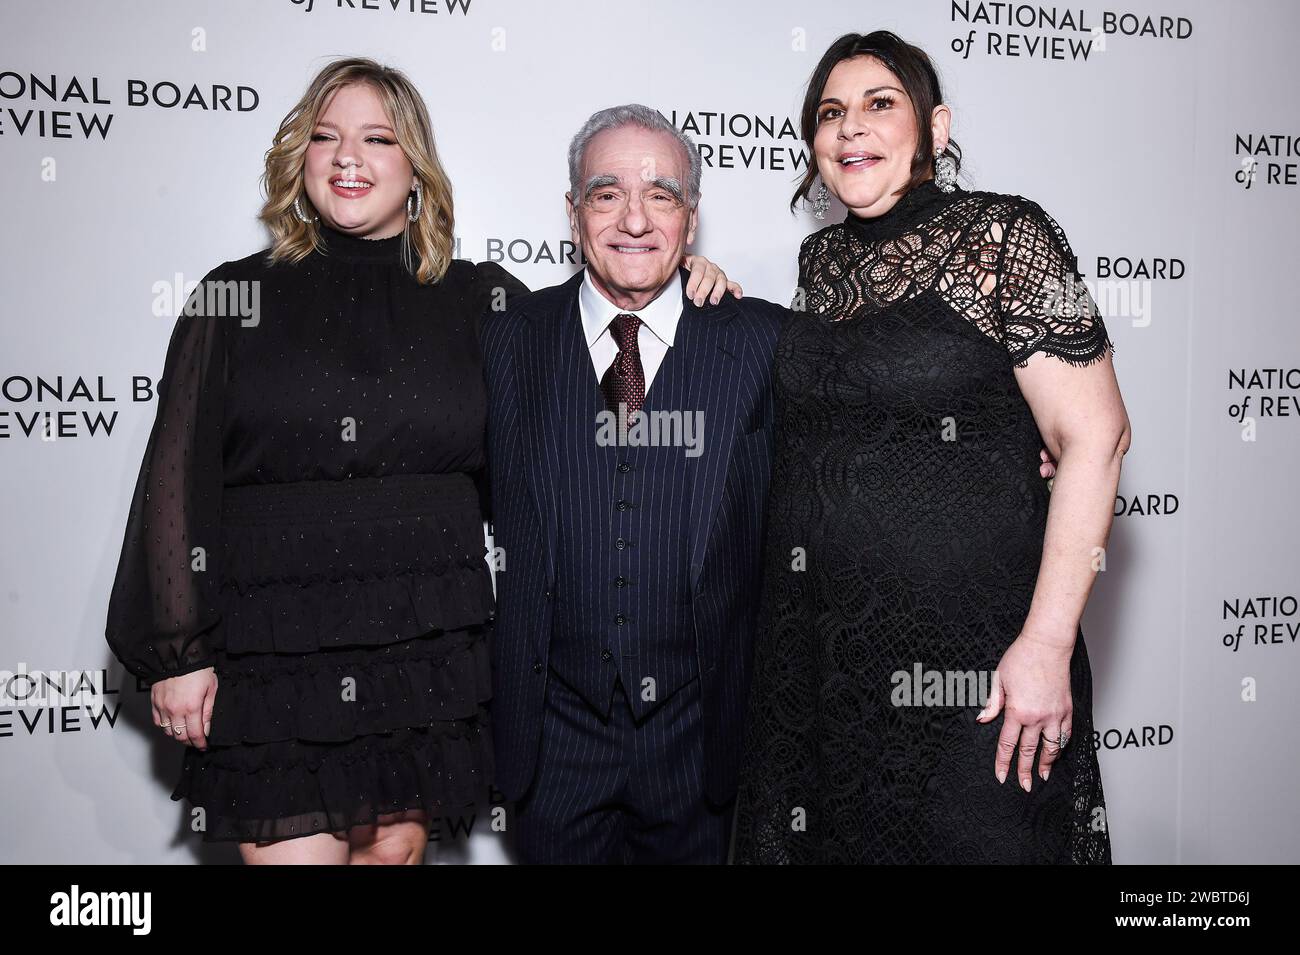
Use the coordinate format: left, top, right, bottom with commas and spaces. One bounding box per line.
105, 263, 230, 685
996, 201, 1114, 368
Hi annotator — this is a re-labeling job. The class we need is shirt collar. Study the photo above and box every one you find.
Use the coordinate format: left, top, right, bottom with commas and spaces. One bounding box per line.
579, 268, 684, 349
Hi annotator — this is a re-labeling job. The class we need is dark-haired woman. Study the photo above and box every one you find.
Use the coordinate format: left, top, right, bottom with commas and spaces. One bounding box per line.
734, 32, 1129, 864
105, 57, 735, 864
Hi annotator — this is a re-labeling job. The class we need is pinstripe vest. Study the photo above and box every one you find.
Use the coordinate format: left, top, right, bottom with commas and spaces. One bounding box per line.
548, 305, 698, 719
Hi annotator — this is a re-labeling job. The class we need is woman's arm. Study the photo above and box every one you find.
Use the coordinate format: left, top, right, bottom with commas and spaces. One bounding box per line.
1016, 353, 1131, 647
105, 264, 230, 685
105, 262, 232, 748
977, 200, 1130, 791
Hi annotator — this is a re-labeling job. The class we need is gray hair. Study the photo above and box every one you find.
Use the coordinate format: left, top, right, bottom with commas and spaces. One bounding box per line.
567, 104, 702, 209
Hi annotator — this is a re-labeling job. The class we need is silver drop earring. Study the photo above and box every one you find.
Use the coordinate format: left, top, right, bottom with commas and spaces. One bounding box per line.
934, 146, 957, 193
293, 195, 317, 224
407, 181, 422, 222
812, 182, 830, 219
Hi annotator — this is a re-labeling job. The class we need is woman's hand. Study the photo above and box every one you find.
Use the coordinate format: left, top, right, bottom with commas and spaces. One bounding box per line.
681, 254, 743, 306
976, 633, 1074, 790
152, 667, 217, 750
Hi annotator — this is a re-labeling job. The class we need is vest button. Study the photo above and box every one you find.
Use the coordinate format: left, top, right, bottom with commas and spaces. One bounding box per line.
614, 575, 628, 587
600, 648, 613, 662
614, 613, 626, 626
532, 661, 543, 673
615, 538, 627, 550
616, 499, 630, 511
618, 462, 631, 473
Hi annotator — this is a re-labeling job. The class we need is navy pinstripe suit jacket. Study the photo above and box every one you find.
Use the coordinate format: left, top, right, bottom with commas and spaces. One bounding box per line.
481, 266, 788, 804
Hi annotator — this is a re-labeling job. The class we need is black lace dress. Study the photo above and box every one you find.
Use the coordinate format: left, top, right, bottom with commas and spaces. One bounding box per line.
733, 179, 1115, 864
105, 225, 527, 843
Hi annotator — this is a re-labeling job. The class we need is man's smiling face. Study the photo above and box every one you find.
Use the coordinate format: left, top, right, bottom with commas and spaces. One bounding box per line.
567, 125, 698, 311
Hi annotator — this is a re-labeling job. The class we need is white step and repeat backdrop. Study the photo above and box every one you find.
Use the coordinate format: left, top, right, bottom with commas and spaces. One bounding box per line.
1, 0, 1296, 864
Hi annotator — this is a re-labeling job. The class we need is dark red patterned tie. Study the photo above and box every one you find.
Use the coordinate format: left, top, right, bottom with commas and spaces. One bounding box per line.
600, 312, 645, 431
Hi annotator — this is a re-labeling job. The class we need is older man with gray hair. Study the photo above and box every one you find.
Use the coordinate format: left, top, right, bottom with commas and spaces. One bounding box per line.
481, 104, 789, 863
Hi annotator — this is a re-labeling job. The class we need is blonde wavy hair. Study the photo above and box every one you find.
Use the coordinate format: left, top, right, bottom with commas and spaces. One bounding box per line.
259, 57, 455, 284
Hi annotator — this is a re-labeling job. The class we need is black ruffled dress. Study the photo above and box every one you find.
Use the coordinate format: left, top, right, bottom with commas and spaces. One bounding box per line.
104, 224, 527, 843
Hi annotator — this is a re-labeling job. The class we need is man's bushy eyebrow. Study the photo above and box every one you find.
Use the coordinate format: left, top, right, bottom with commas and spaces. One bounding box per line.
581, 174, 620, 197
649, 176, 684, 200
582, 174, 684, 201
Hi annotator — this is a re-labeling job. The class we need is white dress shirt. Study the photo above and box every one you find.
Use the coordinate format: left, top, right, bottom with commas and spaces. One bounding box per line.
579, 269, 683, 392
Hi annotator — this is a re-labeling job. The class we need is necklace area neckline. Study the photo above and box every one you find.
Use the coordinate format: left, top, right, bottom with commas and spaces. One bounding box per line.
316, 223, 407, 264
842, 178, 957, 239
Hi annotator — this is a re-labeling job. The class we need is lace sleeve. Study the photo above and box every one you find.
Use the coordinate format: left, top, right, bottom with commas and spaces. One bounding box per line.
105, 264, 230, 685
793, 232, 829, 315
996, 201, 1114, 367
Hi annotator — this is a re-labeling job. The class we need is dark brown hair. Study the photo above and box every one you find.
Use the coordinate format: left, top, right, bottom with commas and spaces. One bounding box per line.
791, 31, 961, 212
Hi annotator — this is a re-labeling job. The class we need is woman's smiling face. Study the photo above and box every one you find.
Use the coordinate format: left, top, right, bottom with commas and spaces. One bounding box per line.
303, 82, 415, 239
813, 55, 930, 219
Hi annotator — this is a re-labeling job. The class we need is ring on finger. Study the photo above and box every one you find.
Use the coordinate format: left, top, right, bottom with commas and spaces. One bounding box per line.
1041, 728, 1066, 749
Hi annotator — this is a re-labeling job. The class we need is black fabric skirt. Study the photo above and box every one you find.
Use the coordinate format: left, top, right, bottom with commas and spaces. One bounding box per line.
171, 472, 495, 844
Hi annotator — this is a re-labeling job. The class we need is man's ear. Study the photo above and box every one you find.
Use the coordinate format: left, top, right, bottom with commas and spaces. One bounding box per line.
685, 197, 700, 246
566, 192, 581, 247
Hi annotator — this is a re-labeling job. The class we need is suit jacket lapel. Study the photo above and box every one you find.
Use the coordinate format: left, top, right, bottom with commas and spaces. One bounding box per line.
516, 267, 746, 596
674, 272, 744, 593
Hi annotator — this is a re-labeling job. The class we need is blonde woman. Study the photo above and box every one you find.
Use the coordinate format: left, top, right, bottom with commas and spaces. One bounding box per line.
105, 57, 733, 864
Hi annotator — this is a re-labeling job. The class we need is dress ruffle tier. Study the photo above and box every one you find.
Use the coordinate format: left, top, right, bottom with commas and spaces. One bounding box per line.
171, 473, 496, 844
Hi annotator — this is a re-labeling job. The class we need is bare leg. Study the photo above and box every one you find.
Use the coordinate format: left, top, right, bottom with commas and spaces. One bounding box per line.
239, 830, 350, 865
347, 810, 430, 865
